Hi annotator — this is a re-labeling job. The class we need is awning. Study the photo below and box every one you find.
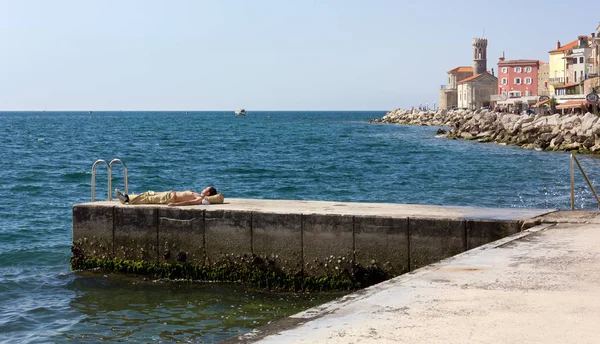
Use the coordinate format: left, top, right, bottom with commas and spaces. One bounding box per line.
556, 100, 586, 109
532, 99, 550, 107
554, 83, 579, 89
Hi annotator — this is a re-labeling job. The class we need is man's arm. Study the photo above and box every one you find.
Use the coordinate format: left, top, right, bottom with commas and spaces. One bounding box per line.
168, 196, 205, 206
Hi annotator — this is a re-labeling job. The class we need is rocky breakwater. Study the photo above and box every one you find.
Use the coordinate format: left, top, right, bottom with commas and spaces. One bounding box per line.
370, 109, 600, 153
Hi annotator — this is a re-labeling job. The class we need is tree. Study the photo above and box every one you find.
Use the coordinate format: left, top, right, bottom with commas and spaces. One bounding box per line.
547, 97, 558, 114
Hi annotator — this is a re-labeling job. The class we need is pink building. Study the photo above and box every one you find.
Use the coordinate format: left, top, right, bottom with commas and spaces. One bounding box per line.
497, 58, 541, 98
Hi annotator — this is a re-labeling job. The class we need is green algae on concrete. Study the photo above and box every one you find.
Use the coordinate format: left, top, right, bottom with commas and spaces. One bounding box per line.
70, 250, 390, 292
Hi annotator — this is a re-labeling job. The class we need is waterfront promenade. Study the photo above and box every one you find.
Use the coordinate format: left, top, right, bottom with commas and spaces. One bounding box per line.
228, 210, 600, 344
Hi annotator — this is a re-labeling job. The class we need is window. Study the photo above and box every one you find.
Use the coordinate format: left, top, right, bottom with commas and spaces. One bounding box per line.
525, 77, 532, 84
515, 77, 522, 84
526, 90, 532, 96
501, 67, 508, 73
573, 58, 578, 64
580, 57, 584, 63
514, 67, 522, 73
501, 78, 508, 85
525, 67, 532, 73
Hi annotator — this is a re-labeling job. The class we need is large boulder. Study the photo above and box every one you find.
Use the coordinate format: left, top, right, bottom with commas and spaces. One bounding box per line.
580, 112, 599, 136
561, 115, 581, 130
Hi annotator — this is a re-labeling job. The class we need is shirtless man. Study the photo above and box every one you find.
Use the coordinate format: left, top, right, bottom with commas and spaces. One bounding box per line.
115, 186, 217, 206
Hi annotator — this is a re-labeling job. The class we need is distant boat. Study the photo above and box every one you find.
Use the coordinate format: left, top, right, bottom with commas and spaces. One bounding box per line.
234, 109, 247, 116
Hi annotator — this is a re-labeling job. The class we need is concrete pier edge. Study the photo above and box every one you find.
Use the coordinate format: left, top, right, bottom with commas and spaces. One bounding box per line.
72, 198, 555, 291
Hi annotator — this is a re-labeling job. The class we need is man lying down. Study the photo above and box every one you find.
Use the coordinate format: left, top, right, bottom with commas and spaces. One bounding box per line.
115, 186, 224, 206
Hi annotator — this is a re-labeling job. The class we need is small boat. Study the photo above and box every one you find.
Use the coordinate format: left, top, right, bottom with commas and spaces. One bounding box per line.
234, 109, 247, 116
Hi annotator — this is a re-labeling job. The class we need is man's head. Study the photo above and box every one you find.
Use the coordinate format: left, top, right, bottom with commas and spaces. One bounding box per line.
201, 186, 217, 197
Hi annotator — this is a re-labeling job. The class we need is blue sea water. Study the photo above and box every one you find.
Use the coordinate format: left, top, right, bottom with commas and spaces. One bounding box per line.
1, 110, 599, 343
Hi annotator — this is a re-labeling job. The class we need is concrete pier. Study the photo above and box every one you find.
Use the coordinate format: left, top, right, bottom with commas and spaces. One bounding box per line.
226, 211, 600, 343
72, 198, 552, 289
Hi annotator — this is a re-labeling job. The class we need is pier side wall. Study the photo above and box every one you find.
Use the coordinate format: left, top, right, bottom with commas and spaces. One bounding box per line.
72, 202, 525, 283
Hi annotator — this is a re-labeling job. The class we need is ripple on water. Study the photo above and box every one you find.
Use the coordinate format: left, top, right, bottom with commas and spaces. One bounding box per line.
3, 111, 600, 343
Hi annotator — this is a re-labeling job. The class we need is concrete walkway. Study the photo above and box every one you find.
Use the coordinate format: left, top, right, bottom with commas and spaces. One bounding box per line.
230, 211, 600, 344
93, 198, 550, 221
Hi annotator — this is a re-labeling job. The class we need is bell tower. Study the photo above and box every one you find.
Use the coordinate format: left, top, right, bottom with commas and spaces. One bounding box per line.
472, 38, 488, 75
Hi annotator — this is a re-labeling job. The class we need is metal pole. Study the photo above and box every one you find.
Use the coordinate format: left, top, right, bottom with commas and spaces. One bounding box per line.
91, 159, 108, 202
571, 154, 575, 210
109, 158, 129, 197
572, 154, 600, 209
107, 166, 112, 201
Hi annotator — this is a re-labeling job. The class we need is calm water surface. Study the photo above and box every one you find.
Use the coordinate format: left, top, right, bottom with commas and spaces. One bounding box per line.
1, 111, 599, 343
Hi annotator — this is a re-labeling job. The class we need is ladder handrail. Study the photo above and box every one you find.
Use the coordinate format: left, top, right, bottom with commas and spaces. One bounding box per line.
108, 158, 128, 201
91, 158, 129, 202
570, 153, 600, 210
91, 159, 110, 202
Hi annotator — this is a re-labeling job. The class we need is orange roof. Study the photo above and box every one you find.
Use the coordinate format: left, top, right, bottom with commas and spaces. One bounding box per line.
498, 59, 539, 66
448, 66, 473, 73
549, 39, 578, 53
458, 73, 483, 83
556, 100, 586, 109
458, 72, 496, 83
554, 83, 579, 89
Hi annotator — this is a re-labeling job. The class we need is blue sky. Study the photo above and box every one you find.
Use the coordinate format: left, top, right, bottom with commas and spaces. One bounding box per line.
0, 0, 598, 111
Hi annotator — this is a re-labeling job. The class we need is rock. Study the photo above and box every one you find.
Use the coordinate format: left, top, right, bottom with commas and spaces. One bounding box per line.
461, 132, 475, 140
583, 137, 595, 149
476, 130, 494, 139
369, 108, 598, 154
581, 112, 599, 134
562, 142, 582, 150
535, 138, 550, 150
539, 133, 556, 142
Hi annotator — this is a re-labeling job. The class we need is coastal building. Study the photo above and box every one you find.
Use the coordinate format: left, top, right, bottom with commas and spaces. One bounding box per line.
584, 25, 600, 95
473, 38, 488, 75
568, 36, 592, 86
457, 72, 498, 109
537, 62, 550, 96
556, 36, 592, 97
548, 39, 578, 95
440, 38, 497, 110
439, 66, 473, 110
493, 57, 541, 110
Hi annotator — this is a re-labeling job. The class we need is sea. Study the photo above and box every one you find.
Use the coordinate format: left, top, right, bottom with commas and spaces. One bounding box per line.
1, 110, 600, 343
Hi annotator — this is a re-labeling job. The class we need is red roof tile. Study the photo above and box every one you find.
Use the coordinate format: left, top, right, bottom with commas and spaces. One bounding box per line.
458, 73, 482, 83
554, 83, 579, 89
448, 66, 473, 73
549, 39, 578, 53
556, 100, 586, 109
498, 59, 539, 66
458, 72, 496, 83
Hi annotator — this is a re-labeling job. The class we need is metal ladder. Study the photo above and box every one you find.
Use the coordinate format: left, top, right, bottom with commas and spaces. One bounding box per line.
570, 153, 600, 210
91, 158, 129, 202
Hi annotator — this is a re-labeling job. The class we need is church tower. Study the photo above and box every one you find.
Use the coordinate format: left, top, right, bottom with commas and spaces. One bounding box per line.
472, 38, 488, 75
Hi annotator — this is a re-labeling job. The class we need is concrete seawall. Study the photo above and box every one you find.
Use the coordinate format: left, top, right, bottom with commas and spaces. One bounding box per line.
71, 199, 553, 289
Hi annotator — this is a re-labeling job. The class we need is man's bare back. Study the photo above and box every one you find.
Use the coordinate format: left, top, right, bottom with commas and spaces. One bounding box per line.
174, 190, 202, 202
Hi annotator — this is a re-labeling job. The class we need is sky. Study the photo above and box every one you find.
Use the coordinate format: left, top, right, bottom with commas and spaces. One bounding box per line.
0, 0, 598, 111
